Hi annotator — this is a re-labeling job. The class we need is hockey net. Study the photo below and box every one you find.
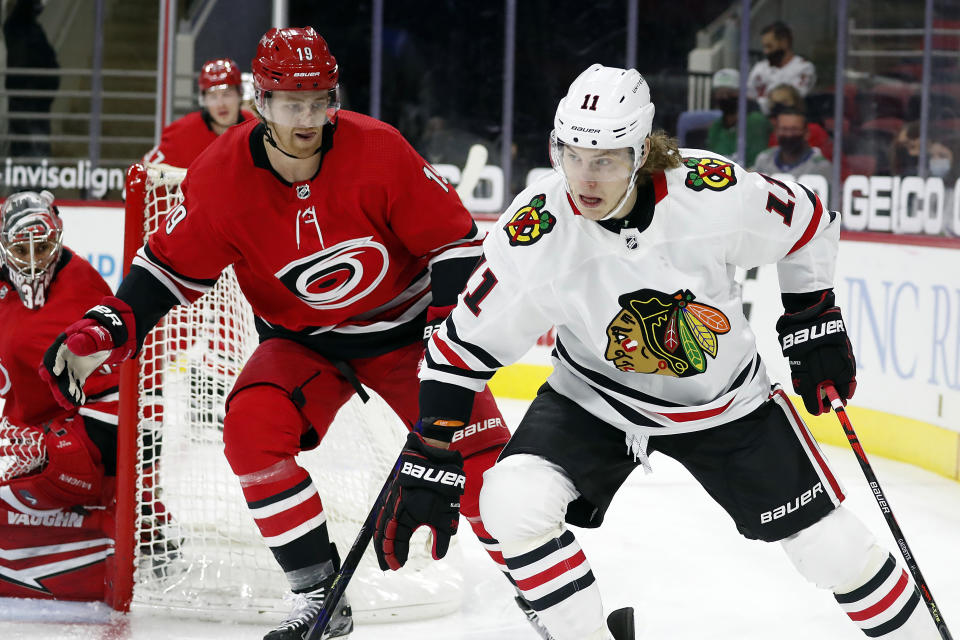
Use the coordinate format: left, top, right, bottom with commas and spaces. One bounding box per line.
115, 162, 461, 622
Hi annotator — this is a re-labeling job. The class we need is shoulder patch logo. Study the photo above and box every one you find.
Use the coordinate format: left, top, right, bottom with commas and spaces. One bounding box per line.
682, 157, 737, 192
503, 194, 556, 246
605, 289, 731, 377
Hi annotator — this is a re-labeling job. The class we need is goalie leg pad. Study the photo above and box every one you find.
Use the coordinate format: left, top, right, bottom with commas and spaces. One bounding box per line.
781, 505, 877, 590
4, 415, 104, 511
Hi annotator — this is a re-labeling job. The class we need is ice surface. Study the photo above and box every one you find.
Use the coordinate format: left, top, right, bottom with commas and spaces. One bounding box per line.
1, 398, 957, 639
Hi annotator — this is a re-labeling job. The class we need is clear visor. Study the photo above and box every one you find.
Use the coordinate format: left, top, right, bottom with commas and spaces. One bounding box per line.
255, 87, 340, 128
550, 131, 637, 184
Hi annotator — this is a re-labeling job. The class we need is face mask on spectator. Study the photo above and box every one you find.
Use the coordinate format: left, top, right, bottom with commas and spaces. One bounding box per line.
778, 135, 805, 155
929, 157, 952, 178
766, 49, 786, 66
896, 146, 919, 175
715, 96, 738, 116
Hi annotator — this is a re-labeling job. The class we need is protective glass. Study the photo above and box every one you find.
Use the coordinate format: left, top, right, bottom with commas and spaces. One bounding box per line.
255, 87, 340, 128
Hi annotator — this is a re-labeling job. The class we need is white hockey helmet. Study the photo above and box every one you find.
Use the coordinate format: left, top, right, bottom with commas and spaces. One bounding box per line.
550, 64, 656, 219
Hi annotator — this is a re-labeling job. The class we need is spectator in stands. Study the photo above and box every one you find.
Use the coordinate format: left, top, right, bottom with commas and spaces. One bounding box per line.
929, 136, 957, 184
752, 107, 832, 182
706, 68, 771, 166
890, 121, 920, 177
143, 58, 256, 168
747, 21, 817, 115
766, 84, 832, 160
3, 0, 60, 159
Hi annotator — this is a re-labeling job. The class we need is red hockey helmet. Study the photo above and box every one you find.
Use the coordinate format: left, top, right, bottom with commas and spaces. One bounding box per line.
198, 58, 242, 92
251, 27, 338, 92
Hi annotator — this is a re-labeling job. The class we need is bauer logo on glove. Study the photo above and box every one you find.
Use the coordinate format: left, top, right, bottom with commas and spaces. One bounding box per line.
780, 318, 846, 350
399, 461, 466, 488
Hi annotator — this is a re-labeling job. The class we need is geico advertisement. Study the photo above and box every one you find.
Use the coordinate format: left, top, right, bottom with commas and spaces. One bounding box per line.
745, 238, 960, 433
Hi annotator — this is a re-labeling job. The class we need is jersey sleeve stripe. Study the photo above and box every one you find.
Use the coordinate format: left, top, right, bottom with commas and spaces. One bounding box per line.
787, 184, 824, 256
431, 332, 473, 370
444, 317, 504, 369
143, 244, 219, 287
424, 348, 495, 381
134, 251, 213, 295
131, 254, 197, 306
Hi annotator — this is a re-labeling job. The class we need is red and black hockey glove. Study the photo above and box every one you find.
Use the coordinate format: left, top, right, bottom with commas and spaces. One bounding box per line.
374, 432, 465, 571
422, 304, 455, 349
40, 296, 136, 409
776, 290, 856, 416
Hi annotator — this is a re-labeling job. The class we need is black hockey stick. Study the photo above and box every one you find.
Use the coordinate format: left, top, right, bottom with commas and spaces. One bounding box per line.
304, 454, 402, 640
824, 385, 953, 640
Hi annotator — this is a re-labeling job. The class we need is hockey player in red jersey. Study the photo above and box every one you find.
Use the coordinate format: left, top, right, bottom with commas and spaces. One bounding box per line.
39, 28, 527, 640
383, 65, 938, 639
143, 57, 255, 168
0, 190, 118, 601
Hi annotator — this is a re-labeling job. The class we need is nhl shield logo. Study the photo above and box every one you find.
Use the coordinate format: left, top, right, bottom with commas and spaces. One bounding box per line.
296, 183, 311, 199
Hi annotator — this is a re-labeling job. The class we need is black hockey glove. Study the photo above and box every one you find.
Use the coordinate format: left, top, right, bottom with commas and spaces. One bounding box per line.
374, 432, 465, 571
776, 290, 856, 416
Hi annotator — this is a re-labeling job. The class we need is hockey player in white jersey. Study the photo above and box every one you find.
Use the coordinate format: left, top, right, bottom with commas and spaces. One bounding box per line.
372, 64, 937, 639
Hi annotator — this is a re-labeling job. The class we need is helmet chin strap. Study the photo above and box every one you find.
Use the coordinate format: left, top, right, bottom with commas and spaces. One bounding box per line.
598, 175, 640, 221
263, 121, 323, 159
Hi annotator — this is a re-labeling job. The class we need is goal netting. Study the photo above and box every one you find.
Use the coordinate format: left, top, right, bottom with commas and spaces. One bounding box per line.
118, 162, 462, 623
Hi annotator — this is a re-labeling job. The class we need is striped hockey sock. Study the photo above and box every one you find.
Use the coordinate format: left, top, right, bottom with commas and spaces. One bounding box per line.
502, 529, 603, 639
835, 553, 924, 638
238, 461, 333, 592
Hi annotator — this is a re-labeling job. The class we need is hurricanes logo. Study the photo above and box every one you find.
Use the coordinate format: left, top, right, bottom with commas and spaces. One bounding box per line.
604, 289, 730, 377
683, 157, 737, 192
503, 194, 556, 246
275, 236, 389, 310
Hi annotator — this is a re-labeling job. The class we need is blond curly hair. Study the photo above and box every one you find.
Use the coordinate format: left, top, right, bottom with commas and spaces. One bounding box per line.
638, 130, 682, 180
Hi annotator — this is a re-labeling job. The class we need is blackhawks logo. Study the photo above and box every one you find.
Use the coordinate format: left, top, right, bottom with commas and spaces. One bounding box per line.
683, 157, 737, 192
605, 289, 731, 377
503, 194, 556, 246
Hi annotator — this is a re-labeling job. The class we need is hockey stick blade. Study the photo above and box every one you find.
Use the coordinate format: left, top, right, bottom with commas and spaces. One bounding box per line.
455, 144, 488, 200
825, 386, 953, 640
305, 453, 402, 640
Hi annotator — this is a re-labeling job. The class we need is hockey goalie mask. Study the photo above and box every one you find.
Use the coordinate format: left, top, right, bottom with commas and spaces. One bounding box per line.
0, 190, 63, 309
550, 64, 656, 221
252, 27, 341, 129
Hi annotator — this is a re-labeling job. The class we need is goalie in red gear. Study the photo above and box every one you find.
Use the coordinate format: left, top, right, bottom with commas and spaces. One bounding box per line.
143, 57, 256, 168
40, 27, 523, 640
0, 190, 118, 601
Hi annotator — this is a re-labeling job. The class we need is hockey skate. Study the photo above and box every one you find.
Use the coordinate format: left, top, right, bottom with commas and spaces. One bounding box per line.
606, 607, 636, 640
264, 572, 353, 640
514, 593, 557, 639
